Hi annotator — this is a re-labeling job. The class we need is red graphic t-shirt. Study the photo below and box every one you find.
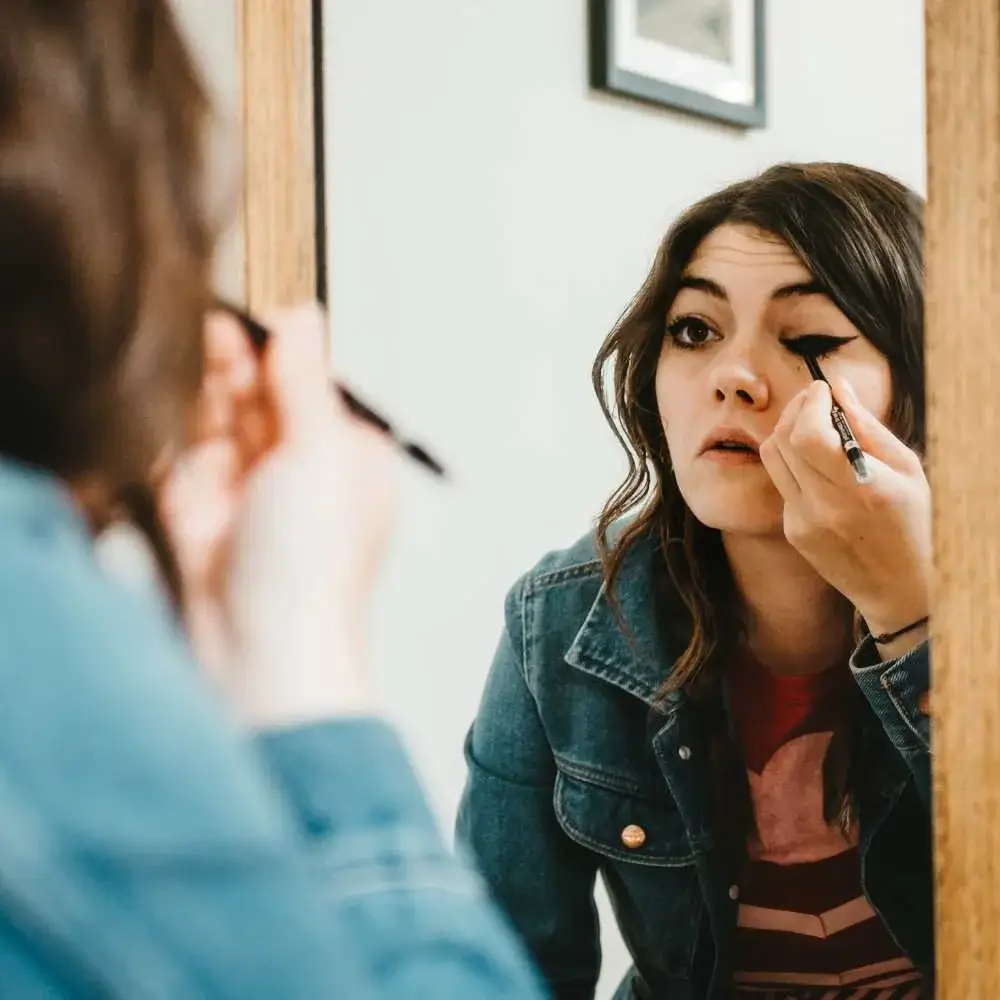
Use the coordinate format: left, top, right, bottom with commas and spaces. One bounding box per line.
727, 654, 925, 999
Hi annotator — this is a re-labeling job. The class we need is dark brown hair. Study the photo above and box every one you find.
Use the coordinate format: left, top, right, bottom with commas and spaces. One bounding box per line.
0, 0, 219, 602
592, 162, 924, 838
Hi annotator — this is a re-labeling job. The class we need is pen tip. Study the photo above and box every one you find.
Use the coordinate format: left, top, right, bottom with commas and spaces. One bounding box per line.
405, 443, 447, 478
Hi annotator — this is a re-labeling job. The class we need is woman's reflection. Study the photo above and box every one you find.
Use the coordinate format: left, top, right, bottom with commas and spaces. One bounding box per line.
457, 162, 931, 1000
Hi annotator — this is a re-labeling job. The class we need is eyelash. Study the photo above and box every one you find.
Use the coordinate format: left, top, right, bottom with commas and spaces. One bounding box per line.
664, 317, 854, 358
664, 316, 716, 348
780, 332, 855, 358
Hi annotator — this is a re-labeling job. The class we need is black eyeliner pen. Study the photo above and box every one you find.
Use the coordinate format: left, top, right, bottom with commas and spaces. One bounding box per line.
219, 302, 446, 479
803, 354, 869, 484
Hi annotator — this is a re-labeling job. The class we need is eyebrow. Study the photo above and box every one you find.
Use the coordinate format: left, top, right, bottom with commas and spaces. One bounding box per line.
677, 275, 828, 301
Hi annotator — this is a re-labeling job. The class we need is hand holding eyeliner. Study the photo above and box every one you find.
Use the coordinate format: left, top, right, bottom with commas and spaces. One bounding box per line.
218, 302, 446, 479
802, 354, 870, 484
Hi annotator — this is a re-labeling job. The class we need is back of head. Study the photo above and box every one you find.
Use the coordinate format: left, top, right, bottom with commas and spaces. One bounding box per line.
0, 0, 215, 490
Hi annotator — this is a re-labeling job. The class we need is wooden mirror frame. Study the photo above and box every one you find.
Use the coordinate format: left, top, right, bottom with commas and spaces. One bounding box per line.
925, 2, 1000, 994
237, 0, 325, 310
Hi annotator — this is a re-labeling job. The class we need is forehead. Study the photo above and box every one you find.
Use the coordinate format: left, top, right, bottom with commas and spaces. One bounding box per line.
686, 223, 811, 285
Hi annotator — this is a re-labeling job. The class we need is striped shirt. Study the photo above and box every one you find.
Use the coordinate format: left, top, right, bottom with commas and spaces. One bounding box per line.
728, 655, 924, 999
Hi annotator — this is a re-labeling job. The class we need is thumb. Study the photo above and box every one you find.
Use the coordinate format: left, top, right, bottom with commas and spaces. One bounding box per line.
259, 304, 341, 443
830, 376, 918, 474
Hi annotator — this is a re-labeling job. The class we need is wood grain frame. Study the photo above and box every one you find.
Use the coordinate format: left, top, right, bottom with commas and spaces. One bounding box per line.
925, 1, 1000, 994
236, 0, 325, 310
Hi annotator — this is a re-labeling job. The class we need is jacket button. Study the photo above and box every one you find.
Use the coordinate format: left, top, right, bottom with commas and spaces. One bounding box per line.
729, 884, 740, 901
621, 824, 646, 849
677, 745, 692, 760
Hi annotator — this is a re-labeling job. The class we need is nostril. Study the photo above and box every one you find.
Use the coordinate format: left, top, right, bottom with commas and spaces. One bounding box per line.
735, 388, 754, 404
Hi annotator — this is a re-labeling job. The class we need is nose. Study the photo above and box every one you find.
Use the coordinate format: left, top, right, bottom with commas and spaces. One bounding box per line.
711, 353, 770, 410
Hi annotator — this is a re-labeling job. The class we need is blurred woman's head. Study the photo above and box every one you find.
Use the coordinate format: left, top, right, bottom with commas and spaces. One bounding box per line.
0, 0, 224, 494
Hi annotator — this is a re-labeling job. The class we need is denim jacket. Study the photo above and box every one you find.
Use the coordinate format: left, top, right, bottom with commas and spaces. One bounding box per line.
456, 528, 933, 1000
0, 456, 546, 1000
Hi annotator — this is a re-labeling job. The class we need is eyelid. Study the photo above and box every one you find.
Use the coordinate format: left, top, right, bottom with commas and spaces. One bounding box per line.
781, 332, 855, 357
666, 313, 719, 333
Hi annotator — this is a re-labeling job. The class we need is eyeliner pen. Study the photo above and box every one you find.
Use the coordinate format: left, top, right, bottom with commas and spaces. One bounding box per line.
219, 302, 446, 479
803, 354, 870, 484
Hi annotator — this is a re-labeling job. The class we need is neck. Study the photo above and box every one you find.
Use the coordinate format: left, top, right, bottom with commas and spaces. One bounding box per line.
722, 532, 855, 676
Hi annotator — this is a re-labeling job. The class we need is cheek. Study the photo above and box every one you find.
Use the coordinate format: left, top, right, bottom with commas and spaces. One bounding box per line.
653, 361, 683, 446
835, 356, 893, 423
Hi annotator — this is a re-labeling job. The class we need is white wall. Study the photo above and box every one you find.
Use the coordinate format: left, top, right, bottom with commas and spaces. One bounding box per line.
323, 2, 925, 995
171, 0, 243, 301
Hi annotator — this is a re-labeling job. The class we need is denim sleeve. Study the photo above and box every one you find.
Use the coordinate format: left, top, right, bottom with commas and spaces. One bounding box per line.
456, 580, 601, 1000
253, 718, 549, 999
0, 537, 547, 1000
850, 638, 931, 805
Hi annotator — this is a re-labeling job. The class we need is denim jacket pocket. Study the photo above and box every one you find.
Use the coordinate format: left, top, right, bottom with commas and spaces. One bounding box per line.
553, 766, 696, 868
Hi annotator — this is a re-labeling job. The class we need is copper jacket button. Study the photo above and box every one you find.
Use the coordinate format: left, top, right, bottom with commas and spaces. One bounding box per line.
621, 824, 646, 849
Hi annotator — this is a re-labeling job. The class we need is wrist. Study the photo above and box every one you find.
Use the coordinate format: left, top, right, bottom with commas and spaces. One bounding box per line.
241, 671, 379, 730
856, 585, 928, 641
235, 627, 378, 729
861, 611, 930, 663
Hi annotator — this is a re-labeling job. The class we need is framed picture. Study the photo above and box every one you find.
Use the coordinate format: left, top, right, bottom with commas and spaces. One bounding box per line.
589, 0, 766, 128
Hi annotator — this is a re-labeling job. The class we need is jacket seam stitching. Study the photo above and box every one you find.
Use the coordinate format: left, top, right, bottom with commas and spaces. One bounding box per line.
525, 560, 602, 593
553, 782, 698, 868
553, 753, 655, 798
880, 670, 931, 753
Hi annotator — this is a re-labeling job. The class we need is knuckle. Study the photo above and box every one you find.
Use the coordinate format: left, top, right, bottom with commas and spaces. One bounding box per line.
788, 424, 826, 454
860, 484, 894, 513
901, 448, 925, 475
785, 503, 844, 548
782, 511, 811, 548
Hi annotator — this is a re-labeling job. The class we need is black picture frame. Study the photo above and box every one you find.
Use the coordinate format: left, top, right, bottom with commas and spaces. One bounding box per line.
589, 0, 766, 129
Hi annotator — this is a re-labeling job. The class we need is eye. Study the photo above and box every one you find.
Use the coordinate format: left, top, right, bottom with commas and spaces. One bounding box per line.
781, 333, 856, 358
665, 316, 720, 349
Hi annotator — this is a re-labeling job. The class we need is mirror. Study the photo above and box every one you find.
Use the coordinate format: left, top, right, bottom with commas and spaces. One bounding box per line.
239, 1, 1000, 995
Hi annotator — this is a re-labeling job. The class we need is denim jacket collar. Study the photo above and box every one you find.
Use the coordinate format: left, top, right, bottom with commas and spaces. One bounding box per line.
565, 530, 683, 710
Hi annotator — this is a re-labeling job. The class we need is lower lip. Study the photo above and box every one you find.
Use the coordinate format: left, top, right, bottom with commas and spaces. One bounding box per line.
702, 448, 761, 465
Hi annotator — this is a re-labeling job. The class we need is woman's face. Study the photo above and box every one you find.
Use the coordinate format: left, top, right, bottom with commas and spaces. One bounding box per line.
654, 223, 892, 537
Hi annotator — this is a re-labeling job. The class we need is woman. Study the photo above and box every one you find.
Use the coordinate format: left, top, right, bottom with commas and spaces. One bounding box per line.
457, 163, 932, 1000
0, 2, 546, 997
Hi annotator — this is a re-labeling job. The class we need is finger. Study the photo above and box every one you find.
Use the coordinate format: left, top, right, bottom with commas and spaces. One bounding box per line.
161, 439, 240, 525
759, 436, 802, 502
159, 439, 240, 587
258, 303, 342, 443
773, 385, 810, 437
829, 376, 921, 474
785, 381, 855, 486
234, 391, 276, 473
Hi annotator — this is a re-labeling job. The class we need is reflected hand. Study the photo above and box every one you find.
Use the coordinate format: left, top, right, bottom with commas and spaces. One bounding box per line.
758, 378, 931, 648
160, 304, 396, 726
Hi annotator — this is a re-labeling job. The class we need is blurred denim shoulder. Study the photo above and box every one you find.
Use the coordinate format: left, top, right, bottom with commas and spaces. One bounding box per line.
0, 456, 546, 1000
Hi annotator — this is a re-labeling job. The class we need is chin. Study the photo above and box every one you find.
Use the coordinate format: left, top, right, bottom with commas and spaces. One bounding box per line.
676, 474, 785, 536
